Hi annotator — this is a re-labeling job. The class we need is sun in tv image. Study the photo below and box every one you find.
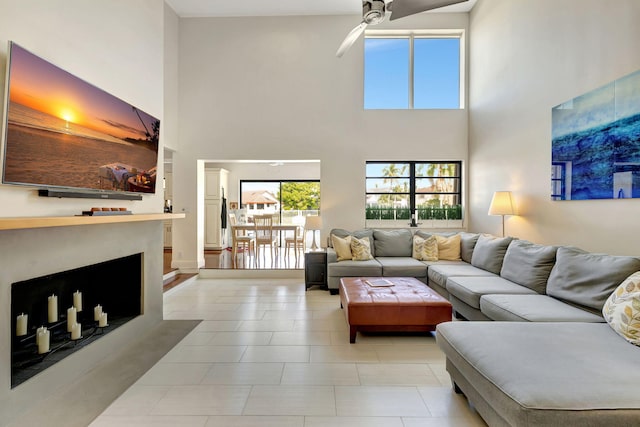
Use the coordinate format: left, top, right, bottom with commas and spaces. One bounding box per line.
2, 42, 160, 194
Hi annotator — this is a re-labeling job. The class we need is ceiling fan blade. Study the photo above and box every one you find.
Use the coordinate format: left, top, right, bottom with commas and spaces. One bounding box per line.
389, 0, 468, 21
336, 21, 368, 58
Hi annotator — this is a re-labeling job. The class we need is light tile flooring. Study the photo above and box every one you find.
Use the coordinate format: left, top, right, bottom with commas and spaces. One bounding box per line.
90, 279, 487, 427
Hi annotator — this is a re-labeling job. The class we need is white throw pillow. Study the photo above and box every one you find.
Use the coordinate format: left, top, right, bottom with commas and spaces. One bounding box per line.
603, 271, 640, 346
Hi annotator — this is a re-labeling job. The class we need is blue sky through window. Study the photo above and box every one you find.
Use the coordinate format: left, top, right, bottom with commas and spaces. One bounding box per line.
364, 38, 409, 109
414, 38, 460, 109
364, 36, 460, 109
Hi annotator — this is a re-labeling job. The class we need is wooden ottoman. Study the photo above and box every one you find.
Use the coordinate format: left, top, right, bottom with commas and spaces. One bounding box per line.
339, 277, 452, 343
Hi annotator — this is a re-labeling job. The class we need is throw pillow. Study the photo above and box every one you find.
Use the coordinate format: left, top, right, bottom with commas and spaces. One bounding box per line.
603, 271, 640, 346
470, 234, 513, 274
331, 234, 352, 261
329, 228, 376, 257
436, 234, 461, 261
412, 235, 425, 259
421, 235, 439, 261
412, 235, 438, 261
351, 236, 373, 261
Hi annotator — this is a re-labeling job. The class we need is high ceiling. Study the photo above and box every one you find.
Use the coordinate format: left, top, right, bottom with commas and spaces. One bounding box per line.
165, 0, 477, 18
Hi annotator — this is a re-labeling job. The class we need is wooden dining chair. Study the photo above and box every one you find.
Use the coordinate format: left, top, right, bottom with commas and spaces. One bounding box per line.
229, 213, 255, 268
285, 222, 305, 265
253, 214, 278, 266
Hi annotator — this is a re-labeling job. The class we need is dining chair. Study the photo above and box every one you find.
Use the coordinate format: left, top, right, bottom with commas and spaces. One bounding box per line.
285, 221, 305, 265
229, 213, 255, 268
253, 214, 278, 266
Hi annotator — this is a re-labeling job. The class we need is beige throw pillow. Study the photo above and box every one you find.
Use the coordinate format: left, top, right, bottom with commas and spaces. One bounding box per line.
422, 235, 439, 261
331, 234, 352, 261
603, 271, 640, 346
351, 236, 373, 261
436, 234, 461, 261
412, 235, 438, 261
412, 235, 425, 259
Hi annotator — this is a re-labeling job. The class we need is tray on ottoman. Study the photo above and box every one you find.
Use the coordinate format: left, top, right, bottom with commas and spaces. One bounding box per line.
339, 277, 452, 343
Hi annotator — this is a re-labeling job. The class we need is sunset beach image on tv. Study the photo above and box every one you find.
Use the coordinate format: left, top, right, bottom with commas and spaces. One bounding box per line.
2, 42, 160, 194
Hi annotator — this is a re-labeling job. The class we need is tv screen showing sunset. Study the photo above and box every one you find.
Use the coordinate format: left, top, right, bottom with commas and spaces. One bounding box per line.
2, 42, 160, 194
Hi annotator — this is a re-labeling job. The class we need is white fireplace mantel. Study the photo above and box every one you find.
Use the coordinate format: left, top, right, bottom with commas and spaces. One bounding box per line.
0, 213, 185, 231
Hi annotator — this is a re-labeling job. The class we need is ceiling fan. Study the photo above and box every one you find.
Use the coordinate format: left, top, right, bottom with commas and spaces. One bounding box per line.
336, 0, 468, 57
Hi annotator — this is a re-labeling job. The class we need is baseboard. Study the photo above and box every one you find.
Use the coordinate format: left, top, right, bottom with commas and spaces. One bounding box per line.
198, 269, 304, 280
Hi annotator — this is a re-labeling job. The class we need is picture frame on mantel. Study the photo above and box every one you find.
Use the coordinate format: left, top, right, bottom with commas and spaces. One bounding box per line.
551, 69, 640, 201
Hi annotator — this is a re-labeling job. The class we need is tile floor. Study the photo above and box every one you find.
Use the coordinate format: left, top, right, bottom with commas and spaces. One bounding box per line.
90, 278, 487, 427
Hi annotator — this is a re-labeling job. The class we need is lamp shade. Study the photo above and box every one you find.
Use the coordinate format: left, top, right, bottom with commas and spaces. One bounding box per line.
488, 191, 514, 216
305, 215, 322, 230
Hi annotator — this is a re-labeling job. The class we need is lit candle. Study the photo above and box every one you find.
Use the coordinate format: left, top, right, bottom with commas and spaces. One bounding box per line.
16, 313, 28, 336
73, 290, 83, 312
98, 312, 108, 327
71, 323, 82, 340
37, 328, 50, 354
94, 304, 103, 321
67, 307, 77, 332
48, 295, 58, 323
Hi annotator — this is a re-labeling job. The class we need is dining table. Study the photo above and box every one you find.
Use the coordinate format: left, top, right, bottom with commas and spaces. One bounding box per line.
230, 223, 302, 263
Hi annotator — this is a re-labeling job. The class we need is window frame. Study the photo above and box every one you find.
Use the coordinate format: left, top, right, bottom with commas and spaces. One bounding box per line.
364, 29, 465, 110
365, 161, 464, 228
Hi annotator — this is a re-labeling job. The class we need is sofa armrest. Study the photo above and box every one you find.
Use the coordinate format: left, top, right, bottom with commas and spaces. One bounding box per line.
326, 247, 338, 264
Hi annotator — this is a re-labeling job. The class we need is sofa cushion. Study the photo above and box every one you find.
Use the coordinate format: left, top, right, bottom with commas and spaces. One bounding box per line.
327, 259, 382, 277
331, 234, 352, 261
351, 236, 373, 261
480, 294, 605, 322
330, 229, 375, 257
376, 257, 428, 278
446, 276, 537, 309
547, 246, 640, 312
470, 235, 513, 274
373, 229, 412, 257
436, 322, 640, 426
499, 240, 557, 294
427, 263, 495, 288
603, 271, 640, 346
459, 232, 480, 263
412, 235, 438, 261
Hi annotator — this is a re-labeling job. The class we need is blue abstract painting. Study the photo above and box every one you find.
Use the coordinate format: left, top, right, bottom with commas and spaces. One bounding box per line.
552, 70, 640, 200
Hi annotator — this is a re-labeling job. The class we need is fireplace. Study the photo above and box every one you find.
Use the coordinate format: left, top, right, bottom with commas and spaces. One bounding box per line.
11, 253, 143, 388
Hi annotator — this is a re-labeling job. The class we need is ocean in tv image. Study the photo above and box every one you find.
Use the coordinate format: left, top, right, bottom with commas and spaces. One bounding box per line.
552, 69, 640, 200
2, 42, 159, 193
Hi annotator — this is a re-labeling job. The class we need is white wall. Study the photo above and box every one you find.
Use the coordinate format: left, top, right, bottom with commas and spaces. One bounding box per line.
0, 0, 165, 217
468, 0, 640, 255
171, 13, 470, 269
0, 1, 166, 423
164, 3, 179, 152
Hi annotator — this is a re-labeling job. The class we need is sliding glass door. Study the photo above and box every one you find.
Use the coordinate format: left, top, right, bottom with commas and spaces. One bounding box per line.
240, 180, 320, 227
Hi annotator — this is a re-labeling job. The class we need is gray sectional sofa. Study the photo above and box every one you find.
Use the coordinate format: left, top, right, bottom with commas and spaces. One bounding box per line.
327, 227, 640, 426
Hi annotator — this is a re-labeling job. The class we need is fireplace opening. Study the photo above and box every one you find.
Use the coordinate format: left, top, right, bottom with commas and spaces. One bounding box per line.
11, 253, 143, 388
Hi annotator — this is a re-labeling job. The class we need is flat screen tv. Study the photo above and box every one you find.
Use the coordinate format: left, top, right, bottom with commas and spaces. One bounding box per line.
1, 42, 160, 196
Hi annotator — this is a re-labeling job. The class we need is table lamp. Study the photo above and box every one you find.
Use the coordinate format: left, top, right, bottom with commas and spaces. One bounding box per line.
488, 191, 514, 237
305, 216, 323, 250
